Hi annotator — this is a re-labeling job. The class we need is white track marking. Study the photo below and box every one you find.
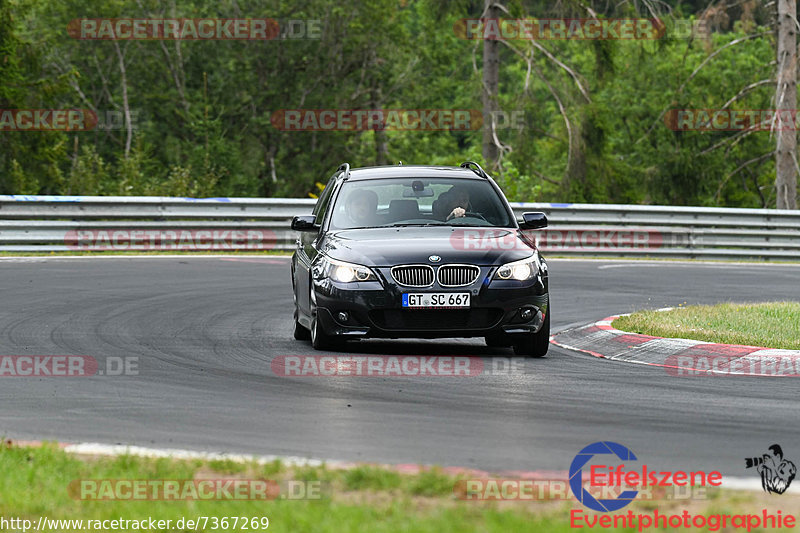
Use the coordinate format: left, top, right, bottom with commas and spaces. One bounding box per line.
64, 442, 327, 467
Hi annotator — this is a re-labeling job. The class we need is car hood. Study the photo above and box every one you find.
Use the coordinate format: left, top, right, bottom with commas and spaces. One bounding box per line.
319, 226, 537, 267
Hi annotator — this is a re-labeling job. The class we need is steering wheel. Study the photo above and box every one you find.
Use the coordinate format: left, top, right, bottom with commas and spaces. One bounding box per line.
462, 211, 488, 221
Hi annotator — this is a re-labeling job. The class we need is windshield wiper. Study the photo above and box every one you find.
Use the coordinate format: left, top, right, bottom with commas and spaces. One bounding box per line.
382, 222, 446, 227
444, 223, 498, 227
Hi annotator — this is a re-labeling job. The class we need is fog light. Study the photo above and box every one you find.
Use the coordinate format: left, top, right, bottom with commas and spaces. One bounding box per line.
337, 311, 349, 323
519, 308, 534, 321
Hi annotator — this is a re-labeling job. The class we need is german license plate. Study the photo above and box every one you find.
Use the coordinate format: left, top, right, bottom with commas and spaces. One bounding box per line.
402, 293, 470, 308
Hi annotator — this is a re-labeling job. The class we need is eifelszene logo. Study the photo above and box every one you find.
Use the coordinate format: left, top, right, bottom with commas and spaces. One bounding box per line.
745, 444, 796, 494
569, 441, 722, 513
570, 441, 639, 512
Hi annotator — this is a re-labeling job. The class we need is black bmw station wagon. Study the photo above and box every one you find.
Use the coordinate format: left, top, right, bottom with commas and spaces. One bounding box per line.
290, 162, 550, 356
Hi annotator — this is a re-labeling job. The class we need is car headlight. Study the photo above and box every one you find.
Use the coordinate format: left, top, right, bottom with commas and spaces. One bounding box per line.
494, 255, 540, 281
318, 256, 377, 283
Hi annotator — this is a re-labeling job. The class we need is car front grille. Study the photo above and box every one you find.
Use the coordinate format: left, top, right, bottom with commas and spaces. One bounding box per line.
437, 264, 481, 287
391, 264, 481, 287
369, 308, 503, 331
391, 265, 435, 287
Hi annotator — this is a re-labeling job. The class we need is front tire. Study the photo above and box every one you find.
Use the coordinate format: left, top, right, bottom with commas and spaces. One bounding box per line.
311, 315, 342, 351
293, 312, 311, 340
513, 307, 550, 358
292, 279, 310, 340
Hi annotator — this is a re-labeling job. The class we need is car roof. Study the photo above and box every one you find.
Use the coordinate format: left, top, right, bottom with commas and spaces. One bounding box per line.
345, 165, 486, 181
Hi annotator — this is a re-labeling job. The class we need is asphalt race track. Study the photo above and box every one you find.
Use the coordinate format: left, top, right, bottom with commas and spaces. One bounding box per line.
1, 256, 799, 476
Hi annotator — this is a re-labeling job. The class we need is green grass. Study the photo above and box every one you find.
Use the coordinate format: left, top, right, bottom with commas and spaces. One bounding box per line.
0, 443, 790, 532
342, 466, 403, 492
0, 444, 576, 533
613, 302, 800, 350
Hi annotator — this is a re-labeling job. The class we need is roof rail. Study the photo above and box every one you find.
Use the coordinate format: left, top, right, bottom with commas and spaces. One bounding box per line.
460, 161, 488, 179
337, 163, 351, 180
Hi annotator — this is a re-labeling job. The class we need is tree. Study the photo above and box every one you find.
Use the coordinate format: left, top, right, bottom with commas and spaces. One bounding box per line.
481, 0, 501, 170
774, 0, 798, 209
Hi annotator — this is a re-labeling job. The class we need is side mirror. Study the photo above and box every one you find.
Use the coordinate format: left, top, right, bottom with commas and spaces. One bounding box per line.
291, 215, 319, 232
519, 212, 547, 230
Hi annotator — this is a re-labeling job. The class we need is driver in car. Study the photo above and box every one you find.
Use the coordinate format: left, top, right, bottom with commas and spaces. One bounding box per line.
435, 185, 471, 221
345, 189, 379, 226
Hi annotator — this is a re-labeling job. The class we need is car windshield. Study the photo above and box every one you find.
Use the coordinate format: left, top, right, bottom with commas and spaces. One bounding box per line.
329, 177, 514, 230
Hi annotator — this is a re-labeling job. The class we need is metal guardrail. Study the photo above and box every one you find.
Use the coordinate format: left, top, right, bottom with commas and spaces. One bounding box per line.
0, 195, 799, 260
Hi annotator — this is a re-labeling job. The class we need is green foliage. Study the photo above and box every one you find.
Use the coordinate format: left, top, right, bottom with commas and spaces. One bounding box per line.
9, 159, 39, 194
0, 0, 790, 207
67, 145, 108, 195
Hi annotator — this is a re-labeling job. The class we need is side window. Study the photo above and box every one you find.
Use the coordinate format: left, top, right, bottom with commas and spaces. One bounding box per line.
312, 173, 339, 223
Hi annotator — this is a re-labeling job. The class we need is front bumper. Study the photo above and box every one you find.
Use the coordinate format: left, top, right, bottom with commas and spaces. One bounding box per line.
312, 265, 548, 339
